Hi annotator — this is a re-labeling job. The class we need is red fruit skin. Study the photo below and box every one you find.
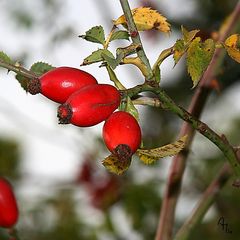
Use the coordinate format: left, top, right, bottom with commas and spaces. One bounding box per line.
58, 84, 121, 127
30, 67, 97, 103
0, 178, 19, 228
102, 111, 141, 154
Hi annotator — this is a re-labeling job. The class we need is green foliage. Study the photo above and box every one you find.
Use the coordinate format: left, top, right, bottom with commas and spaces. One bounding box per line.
122, 182, 161, 238
173, 39, 185, 64
181, 26, 199, 44
79, 26, 105, 45
0, 51, 13, 64
187, 38, 215, 87
0, 138, 20, 179
109, 30, 130, 42
173, 27, 200, 65
81, 49, 115, 66
15, 74, 29, 91
30, 62, 55, 76
101, 53, 118, 69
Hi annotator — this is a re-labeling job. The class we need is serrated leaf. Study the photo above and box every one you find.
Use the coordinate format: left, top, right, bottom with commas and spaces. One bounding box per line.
79, 26, 105, 45
81, 49, 115, 66
187, 38, 215, 87
113, 7, 170, 33
102, 154, 131, 175
0, 51, 13, 64
224, 34, 240, 63
137, 135, 188, 165
173, 39, 185, 64
102, 53, 118, 69
173, 27, 200, 65
15, 74, 28, 91
30, 62, 55, 76
109, 30, 130, 42
181, 26, 200, 44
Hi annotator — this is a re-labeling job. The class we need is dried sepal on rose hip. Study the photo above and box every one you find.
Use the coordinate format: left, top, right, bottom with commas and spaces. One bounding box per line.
102, 111, 141, 161
0, 177, 19, 228
57, 84, 121, 127
27, 66, 98, 103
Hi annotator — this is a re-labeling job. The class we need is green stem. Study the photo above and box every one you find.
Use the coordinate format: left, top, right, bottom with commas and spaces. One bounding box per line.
119, 0, 154, 81
105, 65, 126, 90
0, 60, 37, 79
151, 87, 240, 176
174, 163, 231, 240
132, 96, 163, 108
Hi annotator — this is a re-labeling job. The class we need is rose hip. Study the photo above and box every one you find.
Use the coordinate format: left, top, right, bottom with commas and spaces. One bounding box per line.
102, 111, 141, 160
0, 178, 19, 228
57, 84, 121, 127
27, 66, 97, 103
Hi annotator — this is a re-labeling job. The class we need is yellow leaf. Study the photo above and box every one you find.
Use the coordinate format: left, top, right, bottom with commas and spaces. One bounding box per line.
102, 154, 131, 175
224, 34, 240, 63
137, 135, 188, 165
113, 7, 170, 33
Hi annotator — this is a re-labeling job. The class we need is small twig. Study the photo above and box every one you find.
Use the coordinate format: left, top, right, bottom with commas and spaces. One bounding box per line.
132, 96, 163, 108
119, 0, 154, 81
174, 163, 232, 240
104, 26, 117, 49
0, 60, 37, 79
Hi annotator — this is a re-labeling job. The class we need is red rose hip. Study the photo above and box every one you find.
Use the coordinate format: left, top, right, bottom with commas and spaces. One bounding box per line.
0, 178, 19, 228
58, 84, 121, 127
27, 66, 98, 103
102, 111, 141, 160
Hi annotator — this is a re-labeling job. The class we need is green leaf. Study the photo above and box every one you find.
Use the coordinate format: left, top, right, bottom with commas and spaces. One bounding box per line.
30, 62, 55, 76
102, 154, 131, 175
81, 49, 114, 66
0, 51, 13, 64
15, 74, 28, 91
137, 135, 188, 165
79, 26, 105, 45
187, 38, 215, 87
101, 53, 118, 69
181, 26, 199, 44
109, 30, 130, 42
173, 27, 200, 66
173, 39, 185, 64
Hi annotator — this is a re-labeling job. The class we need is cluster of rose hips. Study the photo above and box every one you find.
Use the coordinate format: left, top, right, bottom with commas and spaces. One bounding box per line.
27, 66, 142, 161
0, 67, 142, 229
